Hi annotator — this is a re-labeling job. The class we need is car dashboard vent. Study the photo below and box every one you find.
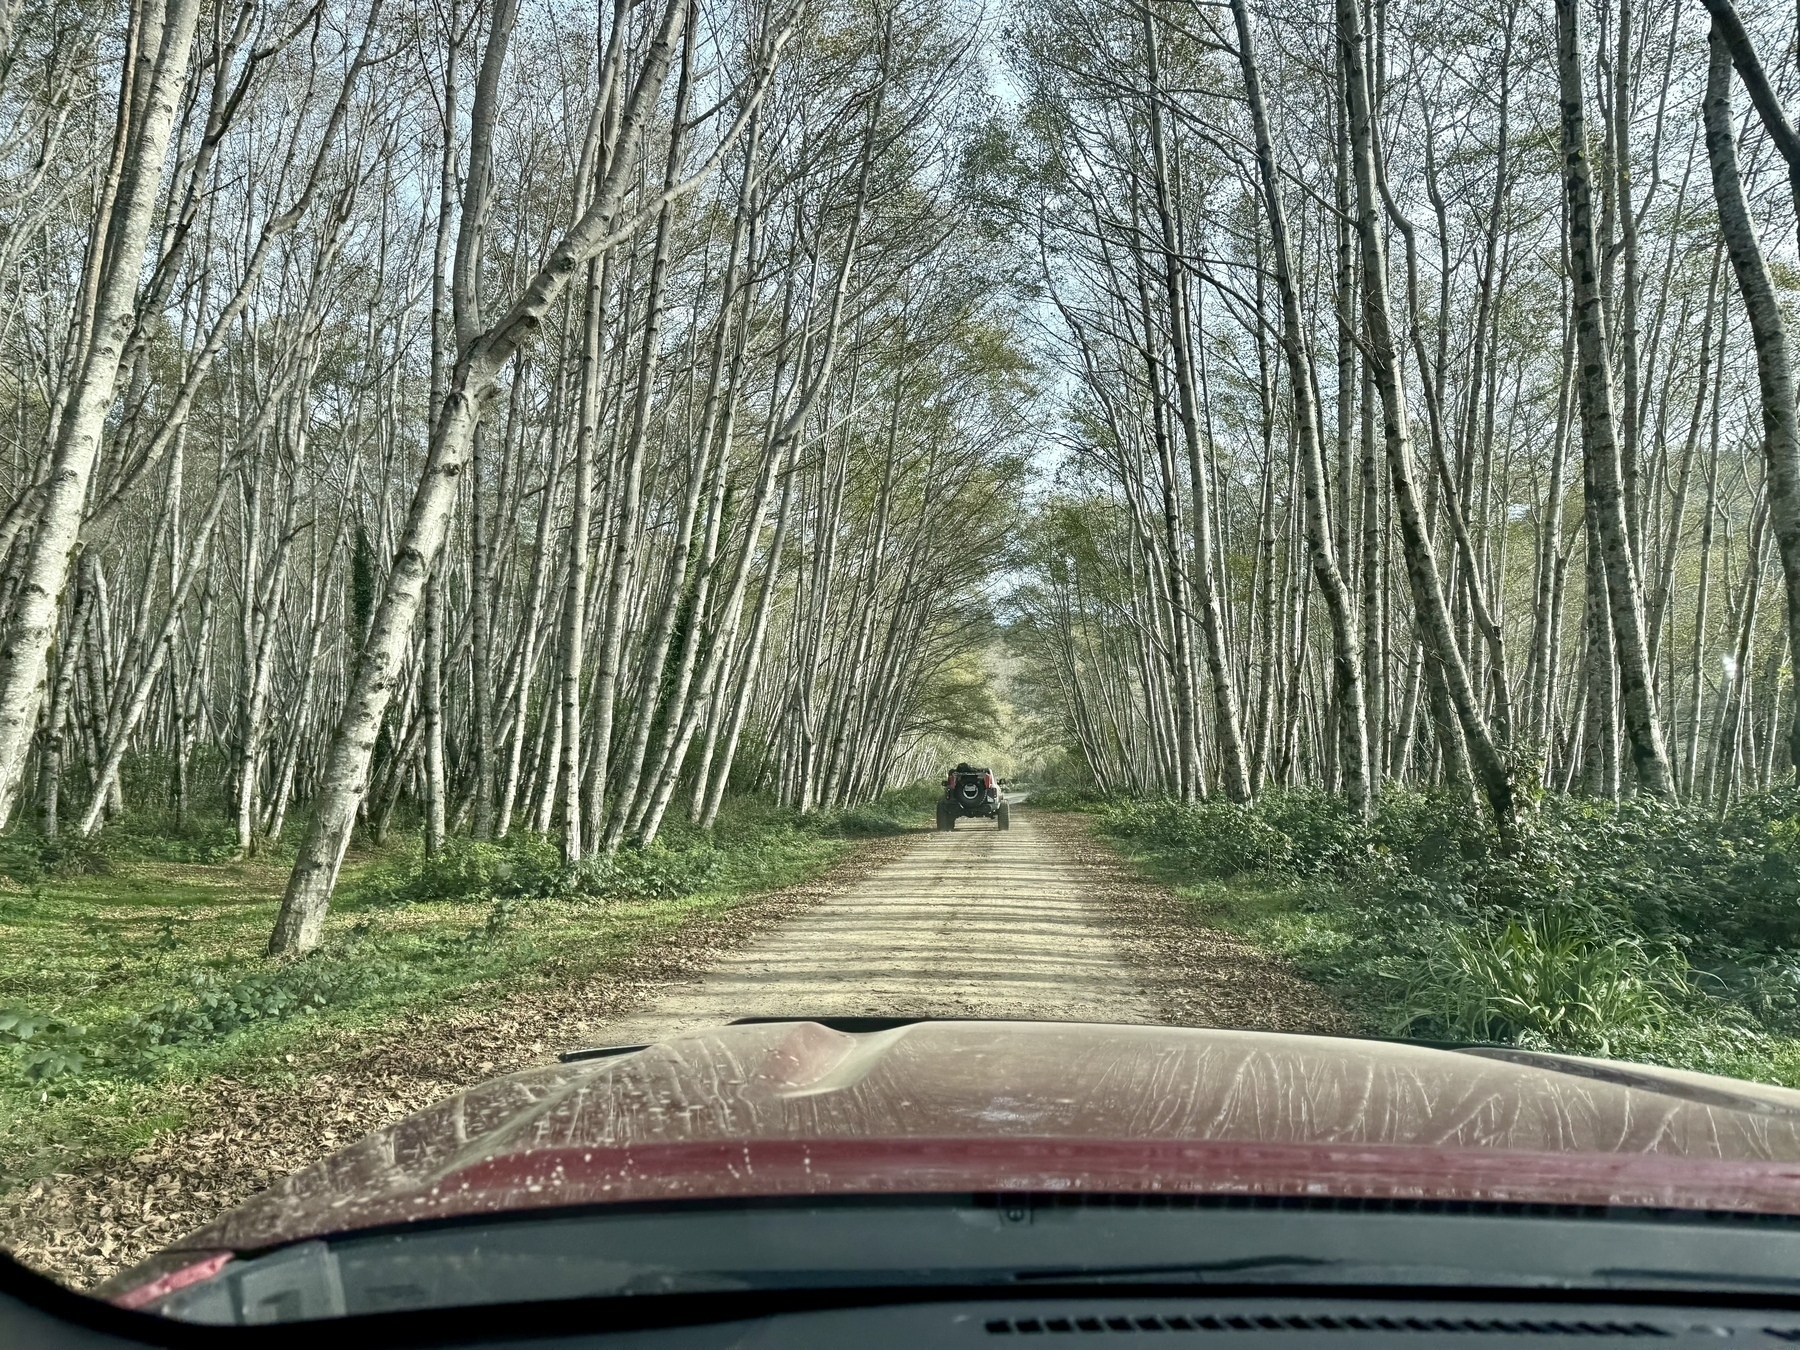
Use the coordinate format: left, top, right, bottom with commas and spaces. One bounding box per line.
984, 1315, 1673, 1336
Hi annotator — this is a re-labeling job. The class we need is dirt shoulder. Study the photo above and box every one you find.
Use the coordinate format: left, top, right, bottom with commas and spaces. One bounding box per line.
1032, 811, 1355, 1035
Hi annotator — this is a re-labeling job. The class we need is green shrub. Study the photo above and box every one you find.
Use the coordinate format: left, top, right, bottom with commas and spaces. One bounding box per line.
1025, 786, 1111, 811
351, 834, 566, 907
569, 844, 724, 899
0, 1007, 92, 1081
409, 835, 566, 901
1388, 908, 1687, 1054
1102, 797, 1293, 878
1092, 786, 1800, 1066
1099, 788, 1484, 886
1031, 749, 1102, 797
359, 834, 709, 904
812, 782, 936, 836
1251, 790, 1369, 876
103, 811, 240, 865
0, 832, 109, 884
1698, 955, 1800, 1032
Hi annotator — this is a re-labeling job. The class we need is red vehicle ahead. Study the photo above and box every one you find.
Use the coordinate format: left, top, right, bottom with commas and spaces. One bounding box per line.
7, 1017, 1800, 1348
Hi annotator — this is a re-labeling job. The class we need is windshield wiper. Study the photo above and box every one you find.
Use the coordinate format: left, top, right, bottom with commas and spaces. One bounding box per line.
1013, 1256, 1341, 1283
1019, 1260, 1800, 1294
1597, 1269, 1800, 1290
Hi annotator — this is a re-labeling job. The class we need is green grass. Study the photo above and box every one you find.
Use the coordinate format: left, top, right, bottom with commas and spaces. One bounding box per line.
0, 787, 933, 1191
1080, 789, 1800, 1090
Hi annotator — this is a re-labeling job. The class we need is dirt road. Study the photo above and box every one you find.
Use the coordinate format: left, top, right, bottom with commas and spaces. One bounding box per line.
599, 808, 1161, 1044
4, 804, 1343, 1287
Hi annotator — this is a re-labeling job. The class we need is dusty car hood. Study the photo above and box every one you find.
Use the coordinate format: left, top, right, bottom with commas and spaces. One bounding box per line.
109, 1019, 1800, 1298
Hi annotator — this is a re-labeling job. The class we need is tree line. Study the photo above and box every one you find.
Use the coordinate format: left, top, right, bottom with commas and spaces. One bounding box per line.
15, 0, 1778, 961
1007, 0, 1800, 843
0, 0, 1027, 953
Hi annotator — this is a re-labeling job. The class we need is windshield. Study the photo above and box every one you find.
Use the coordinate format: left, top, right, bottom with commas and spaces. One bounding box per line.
8, 0, 1800, 1328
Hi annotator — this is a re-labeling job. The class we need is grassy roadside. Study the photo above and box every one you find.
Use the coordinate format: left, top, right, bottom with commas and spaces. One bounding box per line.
0, 787, 935, 1192
1038, 787, 1800, 1089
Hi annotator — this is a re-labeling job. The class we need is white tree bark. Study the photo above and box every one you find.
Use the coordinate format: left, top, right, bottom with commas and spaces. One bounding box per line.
0, 0, 204, 827
269, 0, 789, 951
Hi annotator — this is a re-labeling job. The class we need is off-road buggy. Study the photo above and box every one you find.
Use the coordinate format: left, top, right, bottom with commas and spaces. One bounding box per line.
936, 764, 1009, 831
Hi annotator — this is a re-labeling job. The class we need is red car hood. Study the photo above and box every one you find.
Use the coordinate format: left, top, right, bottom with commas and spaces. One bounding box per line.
106, 1020, 1800, 1302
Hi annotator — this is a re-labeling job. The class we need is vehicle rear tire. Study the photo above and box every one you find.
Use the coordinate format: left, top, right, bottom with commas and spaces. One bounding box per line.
997, 803, 1010, 831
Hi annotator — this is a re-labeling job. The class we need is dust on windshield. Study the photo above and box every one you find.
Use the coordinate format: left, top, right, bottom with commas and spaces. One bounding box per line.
4, 0, 1800, 1305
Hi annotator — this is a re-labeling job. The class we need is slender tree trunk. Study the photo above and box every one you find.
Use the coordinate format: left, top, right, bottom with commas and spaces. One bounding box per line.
36, 565, 95, 837
1615, 0, 1644, 564
271, 0, 709, 953
699, 445, 799, 831
1232, 0, 1367, 817
1647, 245, 1720, 672
1706, 28, 1800, 783
1557, 0, 1674, 797
1144, 5, 1251, 802
77, 477, 232, 835
1339, 0, 1515, 837
600, 16, 698, 852
1717, 499, 1770, 805
1701, 0, 1800, 254
422, 574, 446, 855
558, 258, 605, 862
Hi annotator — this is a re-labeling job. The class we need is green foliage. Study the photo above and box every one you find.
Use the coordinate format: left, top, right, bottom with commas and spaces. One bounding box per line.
1100, 788, 1492, 891
1525, 788, 1800, 958
339, 786, 938, 918
910, 650, 1007, 748
101, 809, 241, 865
1104, 798, 1297, 878
1390, 909, 1686, 1054
0, 801, 241, 887
1090, 786, 1800, 1074
1023, 787, 1107, 811
124, 952, 408, 1055
1018, 751, 1109, 811
350, 834, 566, 907
0, 790, 895, 1183
0, 1007, 90, 1082
0, 832, 108, 884
817, 781, 940, 836
570, 845, 724, 900
344, 799, 916, 910
0, 787, 929, 1101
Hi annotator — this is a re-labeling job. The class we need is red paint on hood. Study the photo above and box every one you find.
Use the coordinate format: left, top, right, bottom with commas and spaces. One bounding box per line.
103, 1020, 1800, 1302
108, 1252, 234, 1310
434, 1136, 1800, 1213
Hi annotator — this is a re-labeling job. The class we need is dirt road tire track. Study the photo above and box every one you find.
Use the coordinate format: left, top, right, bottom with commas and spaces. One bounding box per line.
2, 806, 1345, 1290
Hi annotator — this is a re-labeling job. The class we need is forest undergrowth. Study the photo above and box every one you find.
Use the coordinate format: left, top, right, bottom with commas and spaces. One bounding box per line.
1055, 789, 1800, 1087
0, 785, 934, 1191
